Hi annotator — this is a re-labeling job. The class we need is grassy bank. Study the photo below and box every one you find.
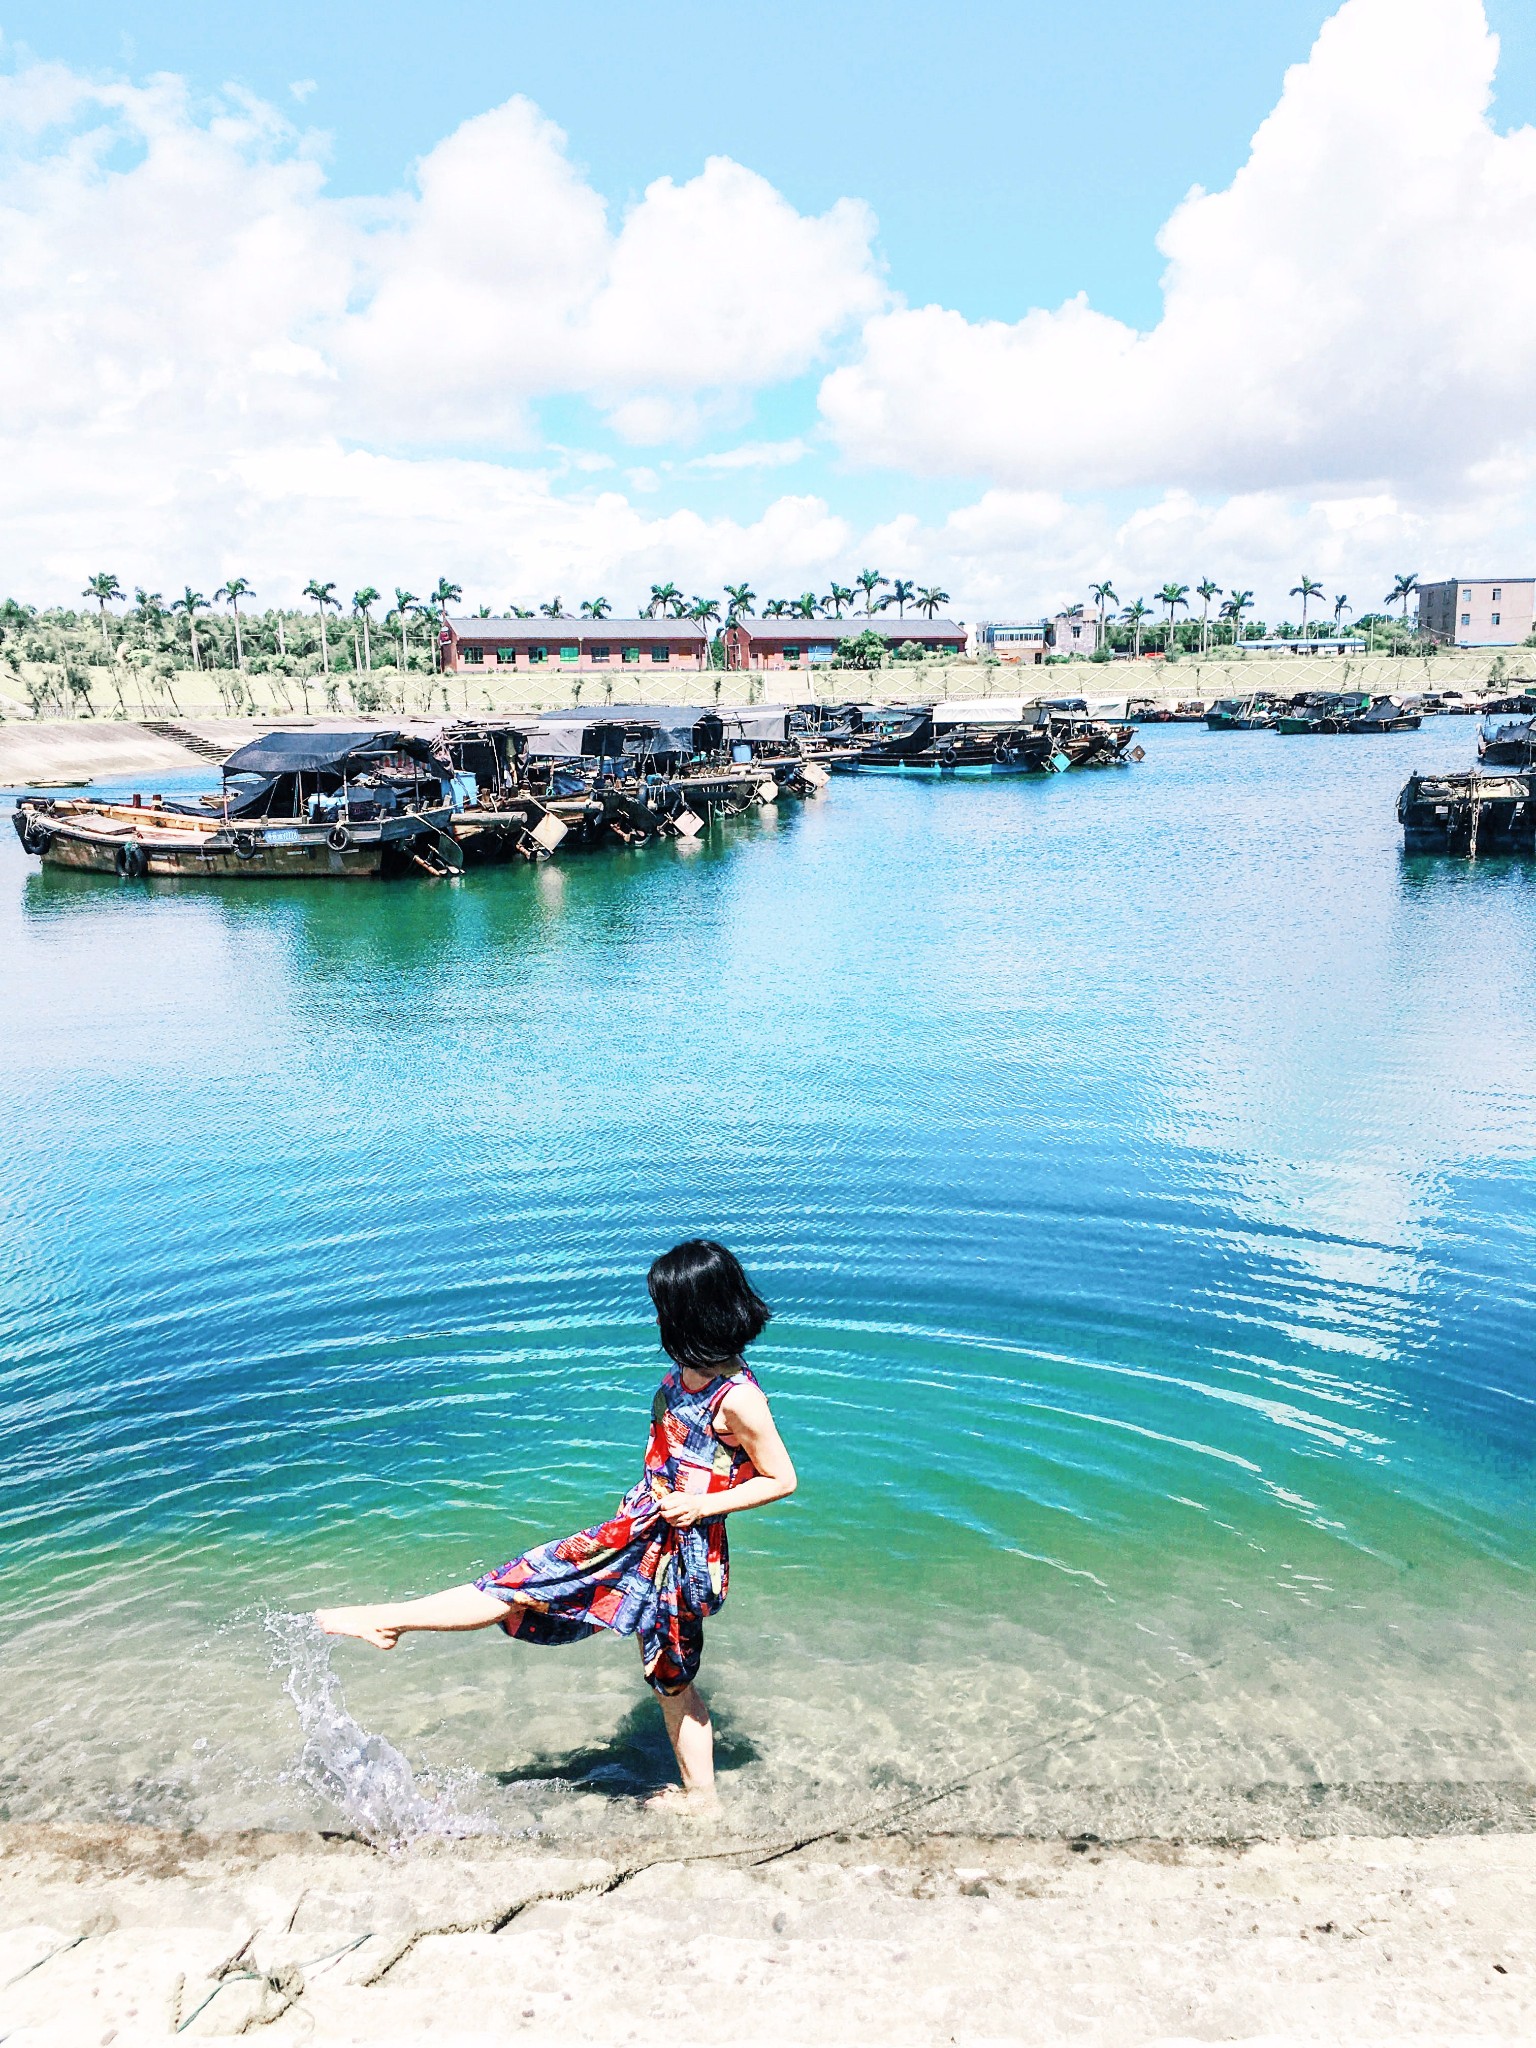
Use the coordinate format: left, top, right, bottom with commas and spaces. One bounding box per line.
0, 645, 1521, 729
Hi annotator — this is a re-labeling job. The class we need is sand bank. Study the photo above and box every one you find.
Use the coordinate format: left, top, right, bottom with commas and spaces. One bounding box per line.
0, 720, 212, 787
0, 1822, 1530, 2044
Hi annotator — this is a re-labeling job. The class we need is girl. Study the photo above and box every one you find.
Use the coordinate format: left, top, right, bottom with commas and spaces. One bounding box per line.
317, 1240, 796, 1812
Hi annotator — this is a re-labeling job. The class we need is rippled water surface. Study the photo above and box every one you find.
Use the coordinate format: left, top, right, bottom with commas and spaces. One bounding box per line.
2, 725, 1534, 1845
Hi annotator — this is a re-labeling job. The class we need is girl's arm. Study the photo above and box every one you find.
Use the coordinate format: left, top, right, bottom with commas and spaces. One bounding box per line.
654, 1382, 797, 1528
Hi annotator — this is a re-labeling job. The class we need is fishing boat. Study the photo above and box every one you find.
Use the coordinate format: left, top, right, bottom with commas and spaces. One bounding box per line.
844, 698, 1139, 773
1205, 695, 1275, 730
1344, 696, 1422, 733
1274, 692, 1371, 734
1398, 769, 1536, 855
1478, 714, 1536, 767
12, 729, 459, 879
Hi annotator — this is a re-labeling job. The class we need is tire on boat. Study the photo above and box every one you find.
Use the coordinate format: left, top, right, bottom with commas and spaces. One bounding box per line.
327, 824, 352, 852
938, 744, 958, 767
115, 839, 149, 879
21, 819, 53, 856
232, 831, 259, 860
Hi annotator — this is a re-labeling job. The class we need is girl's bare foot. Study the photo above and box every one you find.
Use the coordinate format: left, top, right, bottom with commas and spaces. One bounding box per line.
314, 1606, 402, 1650
642, 1784, 720, 1816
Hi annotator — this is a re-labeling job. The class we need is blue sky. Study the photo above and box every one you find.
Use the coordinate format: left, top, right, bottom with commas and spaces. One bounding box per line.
1, 0, 1534, 617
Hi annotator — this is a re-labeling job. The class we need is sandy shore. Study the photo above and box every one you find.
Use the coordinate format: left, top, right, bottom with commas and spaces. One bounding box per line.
0, 1823, 1530, 2044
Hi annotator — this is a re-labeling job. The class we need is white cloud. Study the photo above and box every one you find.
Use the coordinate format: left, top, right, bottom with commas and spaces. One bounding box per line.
688, 439, 811, 472
0, 61, 881, 599
819, 0, 1536, 502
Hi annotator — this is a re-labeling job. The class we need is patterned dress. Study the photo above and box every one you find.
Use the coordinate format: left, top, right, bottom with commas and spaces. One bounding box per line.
475, 1364, 760, 1695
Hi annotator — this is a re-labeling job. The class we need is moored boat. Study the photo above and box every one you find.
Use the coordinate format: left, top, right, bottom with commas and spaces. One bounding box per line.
1398, 769, 1536, 855
12, 729, 459, 879
1344, 696, 1421, 733
1477, 714, 1536, 767
1206, 695, 1276, 730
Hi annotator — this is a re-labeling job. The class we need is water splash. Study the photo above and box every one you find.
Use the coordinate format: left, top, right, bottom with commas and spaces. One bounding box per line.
266, 1611, 494, 1849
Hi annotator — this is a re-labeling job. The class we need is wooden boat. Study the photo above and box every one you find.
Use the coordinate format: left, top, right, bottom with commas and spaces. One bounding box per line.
12, 729, 459, 879
1478, 715, 1536, 767
1274, 692, 1371, 734
1205, 696, 1275, 730
1344, 697, 1421, 733
1398, 769, 1536, 855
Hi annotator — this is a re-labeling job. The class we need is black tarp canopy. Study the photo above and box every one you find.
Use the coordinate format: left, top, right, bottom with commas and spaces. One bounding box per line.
222, 730, 446, 777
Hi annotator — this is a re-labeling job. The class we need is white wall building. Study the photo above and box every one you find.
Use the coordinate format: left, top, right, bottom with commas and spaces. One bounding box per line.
1417, 578, 1534, 648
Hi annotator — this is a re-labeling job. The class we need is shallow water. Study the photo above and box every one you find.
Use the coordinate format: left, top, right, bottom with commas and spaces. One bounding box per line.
1, 723, 1533, 1845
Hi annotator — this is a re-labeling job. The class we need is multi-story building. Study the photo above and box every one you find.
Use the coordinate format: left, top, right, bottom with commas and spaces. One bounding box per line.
972, 610, 1100, 662
444, 616, 708, 673
1417, 579, 1534, 648
724, 616, 965, 670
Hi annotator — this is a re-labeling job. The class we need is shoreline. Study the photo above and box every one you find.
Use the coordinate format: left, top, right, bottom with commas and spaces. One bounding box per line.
1, 1820, 1530, 2042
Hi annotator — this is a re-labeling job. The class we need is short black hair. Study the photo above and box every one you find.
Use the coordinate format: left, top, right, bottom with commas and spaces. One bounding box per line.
647, 1240, 772, 1372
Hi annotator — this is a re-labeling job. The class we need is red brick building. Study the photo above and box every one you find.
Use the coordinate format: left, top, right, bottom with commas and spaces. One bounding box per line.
445, 616, 708, 673
724, 615, 966, 669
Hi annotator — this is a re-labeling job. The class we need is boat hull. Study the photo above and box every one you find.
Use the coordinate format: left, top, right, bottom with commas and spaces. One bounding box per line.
1397, 771, 1536, 855
15, 801, 456, 879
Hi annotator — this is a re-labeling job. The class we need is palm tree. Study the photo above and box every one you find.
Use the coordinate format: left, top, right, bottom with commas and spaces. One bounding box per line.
391, 588, 419, 671
1386, 573, 1419, 634
1088, 581, 1117, 651
172, 587, 209, 670
724, 582, 756, 621
887, 578, 917, 617
855, 568, 888, 614
429, 579, 462, 670
915, 585, 950, 619
304, 579, 339, 672
216, 577, 254, 669
579, 596, 612, 619
539, 597, 569, 618
1290, 575, 1325, 641
763, 598, 789, 619
1196, 578, 1221, 656
507, 604, 535, 618
790, 592, 819, 620
822, 584, 854, 617
1221, 589, 1255, 644
1157, 582, 1190, 654
83, 572, 123, 656
688, 596, 722, 654
1121, 598, 1151, 658
133, 588, 165, 648
351, 587, 380, 670
1332, 593, 1352, 637
646, 582, 683, 619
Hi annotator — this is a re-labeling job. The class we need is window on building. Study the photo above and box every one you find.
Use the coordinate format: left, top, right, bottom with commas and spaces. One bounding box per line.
622, 646, 640, 664
1492, 589, 1502, 601
495, 646, 516, 665
651, 645, 670, 662
1071, 626, 1081, 639
1461, 614, 1471, 627
782, 646, 800, 661
529, 645, 547, 663
589, 645, 610, 663
560, 645, 579, 663
1462, 589, 1472, 601
1492, 614, 1501, 626
461, 645, 484, 664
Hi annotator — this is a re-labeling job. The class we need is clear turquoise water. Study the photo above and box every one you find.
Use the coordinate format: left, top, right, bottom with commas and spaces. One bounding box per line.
1, 725, 1533, 1844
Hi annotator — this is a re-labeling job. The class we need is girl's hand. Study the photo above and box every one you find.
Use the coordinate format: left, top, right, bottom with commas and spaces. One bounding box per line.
654, 1488, 707, 1529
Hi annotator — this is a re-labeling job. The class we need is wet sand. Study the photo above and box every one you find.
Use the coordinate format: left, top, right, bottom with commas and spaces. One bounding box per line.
0, 1822, 1531, 2044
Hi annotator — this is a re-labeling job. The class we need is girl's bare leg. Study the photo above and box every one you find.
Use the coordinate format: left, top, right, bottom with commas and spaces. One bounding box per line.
315, 1585, 512, 1651
647, 1683, 718, 1811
